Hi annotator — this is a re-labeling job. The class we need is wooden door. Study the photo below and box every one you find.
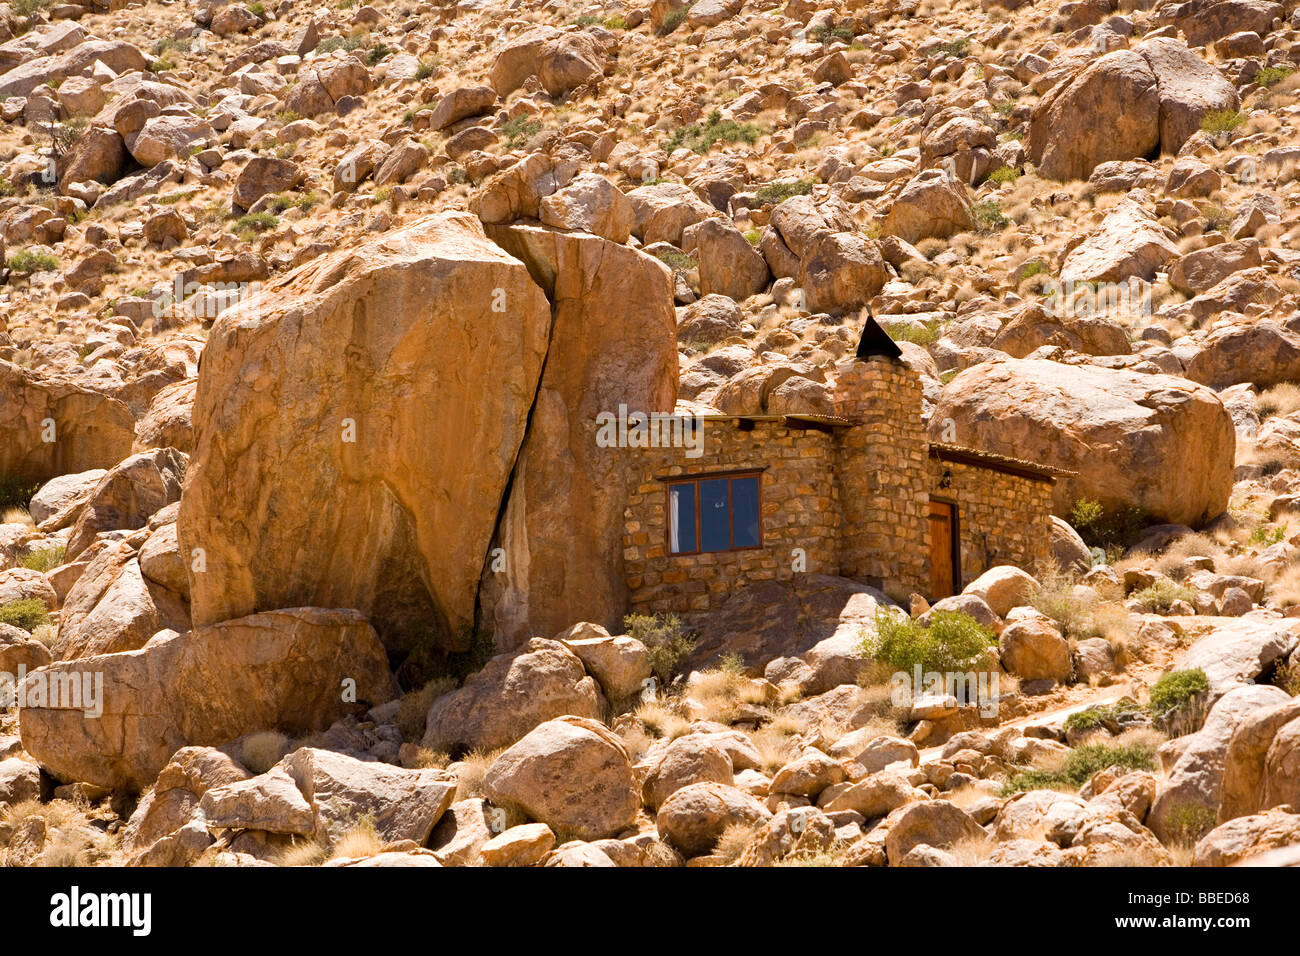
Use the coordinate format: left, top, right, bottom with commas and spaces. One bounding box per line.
928, 500, 959, 599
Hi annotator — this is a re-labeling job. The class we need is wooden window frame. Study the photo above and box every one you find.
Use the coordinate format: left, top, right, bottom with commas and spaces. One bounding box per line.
665, 470, 765, 556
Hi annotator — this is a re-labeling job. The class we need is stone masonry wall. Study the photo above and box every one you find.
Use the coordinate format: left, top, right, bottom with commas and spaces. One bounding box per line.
928, 458, 1055, 586
623, 418, 840, 615
833, 356, 930, 601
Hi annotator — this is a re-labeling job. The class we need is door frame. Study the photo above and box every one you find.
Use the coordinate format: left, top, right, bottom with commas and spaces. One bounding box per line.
928, 496, 962, 599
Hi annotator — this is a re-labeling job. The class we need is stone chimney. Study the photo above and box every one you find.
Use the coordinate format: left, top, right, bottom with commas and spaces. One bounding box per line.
833, 355, 930, 599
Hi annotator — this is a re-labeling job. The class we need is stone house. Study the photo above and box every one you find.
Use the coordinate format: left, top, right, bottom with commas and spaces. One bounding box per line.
621, 319, 1069, 616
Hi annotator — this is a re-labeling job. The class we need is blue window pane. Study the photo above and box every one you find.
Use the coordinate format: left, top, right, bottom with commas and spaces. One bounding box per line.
669, 483, 696, 554
732, 477, 760, 548
699, 478, 731, 552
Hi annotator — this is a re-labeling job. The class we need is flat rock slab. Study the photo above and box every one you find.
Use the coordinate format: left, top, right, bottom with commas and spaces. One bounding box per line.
18, 608, 394, 791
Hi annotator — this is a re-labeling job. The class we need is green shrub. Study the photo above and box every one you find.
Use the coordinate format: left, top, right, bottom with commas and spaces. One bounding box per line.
653, 248, 697, 272
810, 23, 855, 44
1148, 668, 1209, 718
658, 7, 689, 34
7, 249, 58, 274
1062, 699, 1141, 734
1201, 109, 1245, 138
1250, 524, 1286, 545
971, 199, 1009, 231
501, 116, 543, 149
415, 56, 438, 80
937, 36, 971, 59
663, 110, 762, 154
365, 43, 393, 66
1069, 497, 1150, 551
0, 476, 40, 512
1163, 804, 1217, 845
1130, 580, 1197, 614
624, 613, 695, 685
754, 178, 816, 205
987, 165, 1020, 185
231, 212, 278, 234
1254, 65, 1293, 88
1001, 740, 1157, 794
883, 319, 941, 346
865, 609, 997, 675
0, 598, 50, 633
20, 544, 65, 572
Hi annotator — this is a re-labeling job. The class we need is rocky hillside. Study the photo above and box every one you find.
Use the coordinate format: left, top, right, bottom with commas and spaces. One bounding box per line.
0, 0, 1299, 868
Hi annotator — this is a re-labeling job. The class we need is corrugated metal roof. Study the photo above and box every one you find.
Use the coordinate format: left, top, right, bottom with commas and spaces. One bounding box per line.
929, 442, 1076, 481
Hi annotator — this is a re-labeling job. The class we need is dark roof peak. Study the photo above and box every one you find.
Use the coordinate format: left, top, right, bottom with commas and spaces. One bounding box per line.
855, 310, 902, 361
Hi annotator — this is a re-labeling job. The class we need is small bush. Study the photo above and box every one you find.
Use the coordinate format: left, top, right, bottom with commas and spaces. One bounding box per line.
987, 166, 1020, 185
1148, 668, 1209, 718
971, 199, 1009, 232
232, 212, 278, 235
415, 56, 438, 80
0, 598, 50, 633
1254, 66, 1293, 88
1164, 804, 1217, 845
658, 7, 688, 35
1130, 580, 1196, 614
883, 319, 941, 346
1069, 497, 1150, 551
396, 676, 456, 740
937, 36, 971, 59
1201, 109, 1245, 138
624, 613, 695, 685
239, 731, 290, 774
754, 178, 816, 204
7, 249, 58, 274
1062, 699, 1141, 734
20, 544, 65, 572
865, 609, 997, 675
663, 110, 762, 154
653, 248, 697, 273
501, 116, 543, 149
365, 43, 393, 66
0, 476, 39, 512
1001, 740, 1157, 794
810, 23, 855, 44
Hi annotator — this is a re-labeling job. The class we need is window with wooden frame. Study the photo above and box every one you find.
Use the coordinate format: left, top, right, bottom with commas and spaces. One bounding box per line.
666, 471, 763, 555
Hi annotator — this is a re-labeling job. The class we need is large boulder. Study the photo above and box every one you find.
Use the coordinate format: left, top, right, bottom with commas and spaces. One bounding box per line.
53, 539, 190, 659
881, 169, 976, 243
0, 363, 135, 485
1059, 199, 1178, 284
483, 716, 638, 840
476, 225, 676, 645
655, 782, 770, 857
683, 574, 889, 676
65, 448, 187, 560
1185, 323, 1300, 391
1193, 807, 1300, 867
929, 358, 1234, 526
1177, 618, 1299, 703
489, 26, 560, 95
422, 638, 605, 753
179, 212, 552, 662
1147, 684, 1291, 843
1219, 699, 1300, 821
883, 800, 985, 865
18, 608, 393, 791
282, 747, 458, 846
1028, 39, 1237, 181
